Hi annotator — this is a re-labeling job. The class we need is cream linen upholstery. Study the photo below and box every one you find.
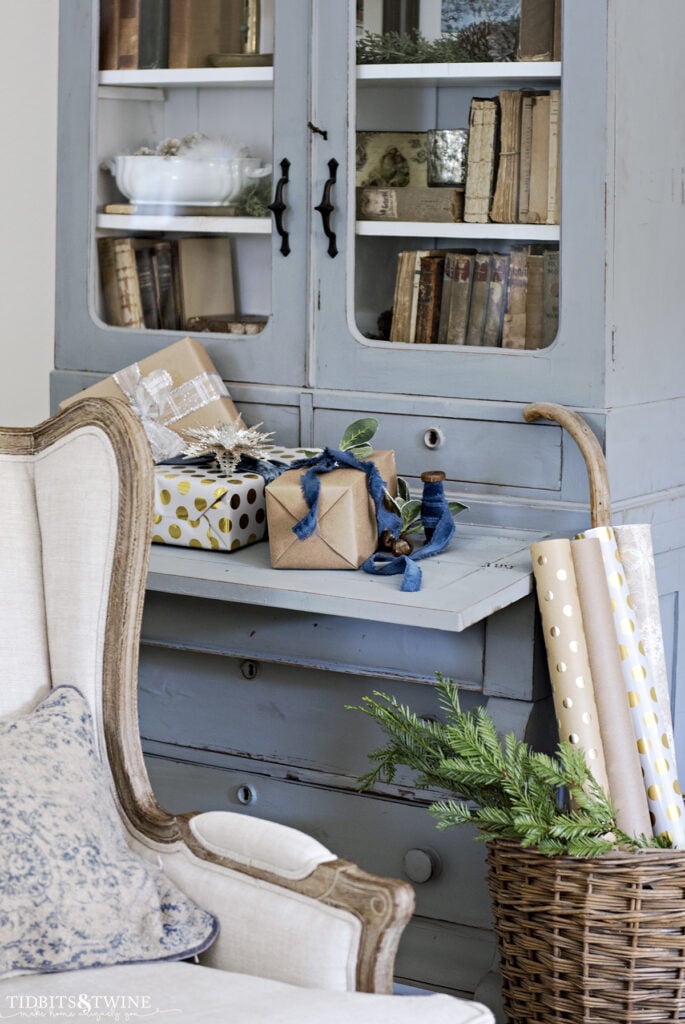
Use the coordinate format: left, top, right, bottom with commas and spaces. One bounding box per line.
0, 399, 495, 1023
1, 962, 494, 1023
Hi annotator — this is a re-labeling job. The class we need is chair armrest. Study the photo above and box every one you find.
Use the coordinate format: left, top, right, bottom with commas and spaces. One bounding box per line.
149, 811, 414, 994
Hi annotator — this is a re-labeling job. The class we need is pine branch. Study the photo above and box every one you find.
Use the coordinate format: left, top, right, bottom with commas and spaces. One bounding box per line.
349, 677, 671, 857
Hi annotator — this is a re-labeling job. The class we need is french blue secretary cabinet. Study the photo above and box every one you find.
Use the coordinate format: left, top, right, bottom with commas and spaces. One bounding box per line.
52, 0, 685, 1004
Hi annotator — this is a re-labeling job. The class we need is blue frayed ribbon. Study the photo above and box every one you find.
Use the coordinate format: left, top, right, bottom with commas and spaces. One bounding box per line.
288, 447, 402, 541
361, 498, 456, 593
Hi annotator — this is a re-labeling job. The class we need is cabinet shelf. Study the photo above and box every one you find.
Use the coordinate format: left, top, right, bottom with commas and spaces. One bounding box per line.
99, 67, 273, 88
96, 214, 271, 234
355, 221, 560, 241
357, 61, 561, 88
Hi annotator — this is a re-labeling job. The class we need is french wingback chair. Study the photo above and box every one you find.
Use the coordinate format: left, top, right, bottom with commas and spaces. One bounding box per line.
0, 398, 494, 1023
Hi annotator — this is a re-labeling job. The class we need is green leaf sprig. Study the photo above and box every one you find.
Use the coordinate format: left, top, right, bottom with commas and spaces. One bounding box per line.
339, 417, 379, 460
348, 675, 667, 857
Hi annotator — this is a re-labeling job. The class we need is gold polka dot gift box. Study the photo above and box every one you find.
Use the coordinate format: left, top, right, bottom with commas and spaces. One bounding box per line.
152, 445, 319, 553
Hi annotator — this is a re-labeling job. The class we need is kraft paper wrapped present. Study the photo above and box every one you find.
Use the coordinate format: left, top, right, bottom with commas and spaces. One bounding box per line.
265, 450, 397, 570
153, 444, 319, 553
59, 337, 241, 462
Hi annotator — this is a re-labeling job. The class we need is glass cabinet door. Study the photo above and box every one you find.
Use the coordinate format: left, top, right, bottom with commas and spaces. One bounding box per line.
56, 0, 310, 390
310, 1, 594, 406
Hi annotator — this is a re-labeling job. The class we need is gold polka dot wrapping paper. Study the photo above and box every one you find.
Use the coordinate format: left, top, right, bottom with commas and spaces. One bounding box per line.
614, 524, 675, 752
152, 465, 266, 552
151, 445, 320, 554
582, 526, 685, 846
570, 537, 652, 840
531, 539, 610, 796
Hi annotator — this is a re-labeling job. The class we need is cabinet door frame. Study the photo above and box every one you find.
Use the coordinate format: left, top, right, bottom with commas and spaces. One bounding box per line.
55, 0, 311, 390
309, 0, 610, 408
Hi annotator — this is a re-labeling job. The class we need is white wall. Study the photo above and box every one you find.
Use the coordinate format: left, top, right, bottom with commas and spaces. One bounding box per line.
0, 1, 59, 426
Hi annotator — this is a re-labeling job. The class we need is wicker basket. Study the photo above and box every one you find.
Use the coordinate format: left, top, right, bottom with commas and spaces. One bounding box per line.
487, 840, 685, 1023
484, 404, 685, 1022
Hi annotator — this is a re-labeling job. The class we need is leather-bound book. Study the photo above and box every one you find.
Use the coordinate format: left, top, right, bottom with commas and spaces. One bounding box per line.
169, 0, 243, 68
98, 237, 145, 329
117, 0, 140, 69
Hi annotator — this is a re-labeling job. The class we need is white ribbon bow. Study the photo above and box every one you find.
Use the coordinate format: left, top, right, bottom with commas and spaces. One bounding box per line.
114, 364, 230, 463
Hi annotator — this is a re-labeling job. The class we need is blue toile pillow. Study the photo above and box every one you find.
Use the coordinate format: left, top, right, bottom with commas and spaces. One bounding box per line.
0, 685, 219, 977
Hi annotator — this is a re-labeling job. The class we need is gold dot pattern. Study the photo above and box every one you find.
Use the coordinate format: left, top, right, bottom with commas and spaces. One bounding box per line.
583, 525, 685, 847
151, 462, 269, 555
531, 540, 609, 794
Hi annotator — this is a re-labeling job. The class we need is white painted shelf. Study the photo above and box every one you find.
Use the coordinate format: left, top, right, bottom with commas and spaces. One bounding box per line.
355, 221, 560, 241
96, 214, 271, 234
99, 67, 273, 88
357, 61, 561, 87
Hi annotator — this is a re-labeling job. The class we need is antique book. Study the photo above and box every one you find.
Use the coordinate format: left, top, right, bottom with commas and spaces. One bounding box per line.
517, 92, 535, 223
463, 98, 500, 223
465, 253, 493, 346
521, 92, 551, 225
117, 0, 140, 69
524, 251, 545, 348
186, 314, 267, 335
151, 240, 179, 330
139, 0, 170, 69
553, 0, 563, 60
407, 250, 443, 342
518, 0, 556, 60
169, 0, 243, 68
445, 251, 476, 345
414, 254, 446, 345
99, 0, 121, 70
542, 248, 560, 346
175, 236, 235, 326
482, 253, 511, 347
546, 89, 561, 225
97, 237, 145, 329
356, 186, 464, 223
490, 90, 523, 225
134, 246, 160, 330
436, 252, 457, 345
389, 250, 418, 342
501, 246, 529, 349
103, 202, 239, 216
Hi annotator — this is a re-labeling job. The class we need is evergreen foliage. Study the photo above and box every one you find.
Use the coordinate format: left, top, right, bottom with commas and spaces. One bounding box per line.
349, 675, 669, 856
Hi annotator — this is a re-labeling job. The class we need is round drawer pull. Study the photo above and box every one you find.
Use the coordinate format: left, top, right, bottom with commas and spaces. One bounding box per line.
235, 784, 257, 806
240, 660, 259, 680
423, 427, 445, 450
403, 848, 441, 884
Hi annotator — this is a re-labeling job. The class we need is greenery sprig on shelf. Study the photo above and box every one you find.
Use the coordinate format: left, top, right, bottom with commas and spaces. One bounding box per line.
356, 22, 518, 65
349, 675, 668, 857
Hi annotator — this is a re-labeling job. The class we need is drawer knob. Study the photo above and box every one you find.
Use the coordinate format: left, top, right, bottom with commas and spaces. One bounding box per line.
403, 848, 440, 884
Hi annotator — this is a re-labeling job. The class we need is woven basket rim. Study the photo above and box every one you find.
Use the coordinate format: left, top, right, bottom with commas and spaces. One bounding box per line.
486, 836, 685, 866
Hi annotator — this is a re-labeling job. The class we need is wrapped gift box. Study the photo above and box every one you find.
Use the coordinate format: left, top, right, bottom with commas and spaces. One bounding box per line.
265, 450, 397, 570
153, 444, 320, 553
59, 337, 241, 459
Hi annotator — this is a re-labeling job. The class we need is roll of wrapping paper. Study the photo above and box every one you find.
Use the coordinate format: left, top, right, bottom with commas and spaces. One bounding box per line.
531, 539, 609, 795
583, 526, 685, 846
614, 524, 675, 752
570, 537, 652, 839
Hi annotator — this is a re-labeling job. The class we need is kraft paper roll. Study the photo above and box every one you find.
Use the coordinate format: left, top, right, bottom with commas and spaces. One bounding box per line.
583, 526, 685, 846
531, 539, 609, 795
571, 538, 652, 839
614, 524, 675, 753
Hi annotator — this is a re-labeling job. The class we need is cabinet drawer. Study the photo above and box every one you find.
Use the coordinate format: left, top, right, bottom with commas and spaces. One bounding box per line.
138, 643, 485, 783
313, 408, 562, 492
144, 751, 492, 932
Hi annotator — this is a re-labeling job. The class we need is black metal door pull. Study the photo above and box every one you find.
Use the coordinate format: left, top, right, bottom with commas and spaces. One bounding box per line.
268, 158, 291, 257
315, 158, 339, 258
